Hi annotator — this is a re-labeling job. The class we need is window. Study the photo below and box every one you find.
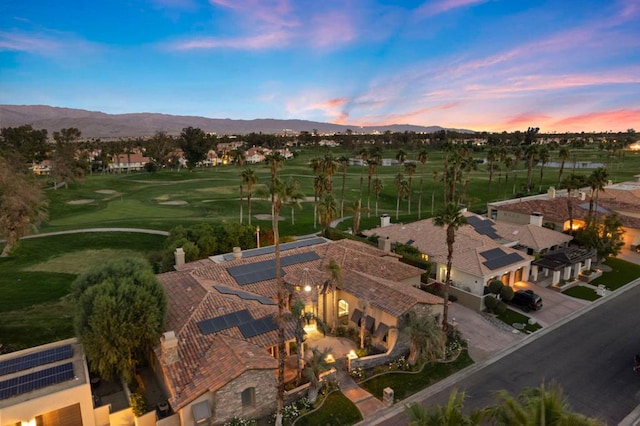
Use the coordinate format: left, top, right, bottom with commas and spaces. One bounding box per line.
338, 300, 349, 317
241, 387, 255, 407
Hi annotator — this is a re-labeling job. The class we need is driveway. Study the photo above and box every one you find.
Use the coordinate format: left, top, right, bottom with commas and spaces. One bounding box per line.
512, 281, 591, 328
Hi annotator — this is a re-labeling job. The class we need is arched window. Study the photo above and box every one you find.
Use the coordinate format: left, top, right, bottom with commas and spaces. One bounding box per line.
241, 387, 255, 407
338, 300, 349, 317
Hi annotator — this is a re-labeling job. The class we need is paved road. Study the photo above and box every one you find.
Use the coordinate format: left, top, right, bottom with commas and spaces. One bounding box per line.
367, 279, 640, 425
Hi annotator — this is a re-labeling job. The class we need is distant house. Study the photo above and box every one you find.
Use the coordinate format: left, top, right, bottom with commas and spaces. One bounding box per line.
0, 338, 97, 426
29, 160, 52, 175
244, 147, 265, 164
363, 211, 577, 310
109, 151, 150, 172
152, 238, 442, 425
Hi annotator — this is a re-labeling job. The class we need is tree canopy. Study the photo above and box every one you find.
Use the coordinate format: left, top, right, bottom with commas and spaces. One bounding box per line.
72, 258, 167, 381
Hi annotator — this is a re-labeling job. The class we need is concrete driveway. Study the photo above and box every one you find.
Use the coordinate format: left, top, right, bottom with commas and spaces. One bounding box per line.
511, 281, 591, 328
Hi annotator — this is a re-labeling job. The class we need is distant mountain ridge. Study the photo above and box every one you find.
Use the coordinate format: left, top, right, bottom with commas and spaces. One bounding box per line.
0, 105, 473, 138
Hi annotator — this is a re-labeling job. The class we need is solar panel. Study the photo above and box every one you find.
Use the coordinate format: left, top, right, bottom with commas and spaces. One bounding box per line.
0, 344, 73, 376
222, 237, 327, 260
479, 247, 506, 261
467, 216, 501, 239
197, 309, 253, 335
239, 316, 278, 338
227, 251, 321, 286
0, 362, 75, 399
483, 252, 524, 270
213, 285, 276, 305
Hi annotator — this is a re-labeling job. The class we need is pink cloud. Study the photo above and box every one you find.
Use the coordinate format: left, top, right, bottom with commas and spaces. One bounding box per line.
170, 31, 291, 50
417, 0, 488, 17
0, 30, 101, 58
308, 11, 356, 48
551, 109, 640, 132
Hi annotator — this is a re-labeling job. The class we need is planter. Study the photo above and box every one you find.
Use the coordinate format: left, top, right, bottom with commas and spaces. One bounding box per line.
578, 270, 602, 283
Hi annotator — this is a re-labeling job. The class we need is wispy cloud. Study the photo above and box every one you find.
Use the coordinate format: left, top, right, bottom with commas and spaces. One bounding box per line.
0, 29, 102, 58
551, 109, 640, 132
416, 0, 489, 17
170, 31, 291, 50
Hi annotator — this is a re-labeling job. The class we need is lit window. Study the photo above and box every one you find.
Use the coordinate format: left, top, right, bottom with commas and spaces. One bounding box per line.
241, 387, 255, 407
338, 300, 349, 317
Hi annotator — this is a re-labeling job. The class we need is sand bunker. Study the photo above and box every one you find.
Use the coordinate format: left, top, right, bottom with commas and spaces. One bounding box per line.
254, 214, 285, 221
95, 189, 116, 194
67, 199, 95, 205
159, 200, 188, 205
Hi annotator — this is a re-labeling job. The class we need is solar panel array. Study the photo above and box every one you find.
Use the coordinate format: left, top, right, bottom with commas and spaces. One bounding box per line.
479, 247, 524, 270
0, 344, 73, 376
238, 316, 278, 338
222, 237, 326, 261
213, 285, 276, 305
0, 362, 75, 400
227, 251, 321, 286
197, 309, 253, 335
467, 215, 501, 240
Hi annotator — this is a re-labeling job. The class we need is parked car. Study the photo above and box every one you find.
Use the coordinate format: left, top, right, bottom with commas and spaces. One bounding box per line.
509, 289, 543, 312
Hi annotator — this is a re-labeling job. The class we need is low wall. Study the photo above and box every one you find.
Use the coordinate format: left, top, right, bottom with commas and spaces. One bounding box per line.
449, 286, 483, 311
284, 368, 337, 406
350, 336, 409, 370
157, 414, 180, 426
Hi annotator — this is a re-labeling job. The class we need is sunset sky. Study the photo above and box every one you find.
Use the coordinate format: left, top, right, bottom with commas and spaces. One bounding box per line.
1, 0, 639, 133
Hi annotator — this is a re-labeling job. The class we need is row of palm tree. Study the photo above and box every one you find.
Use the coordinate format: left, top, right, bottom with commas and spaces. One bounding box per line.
406, 382, 603, 425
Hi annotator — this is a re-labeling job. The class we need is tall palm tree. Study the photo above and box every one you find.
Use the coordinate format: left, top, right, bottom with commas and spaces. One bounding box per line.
313, 173, 329, 229
317, 193, 338, 236
241, 167, 258, 225
349, 199, 364, 235
325, 259, 342, 331
557, 146, 570, 187
406, 390, 485, 426
460, 156, 477, 205
265, 152, 285, 426
288, 300, 306, 384
524, 144, 538, 192
321, 153, 339, 194
433, 203, 468, 336
373, 177, 384, 216
338, 155, 349, 217
357, 147, 369, 198
396, 148, 407, 165
537, 146, 550, 192
404, 310, 444, 365
404, 162, 417, 215
431, 171, 439, 215
417, 148, 429, 219
486, 147, 498, 201
587, 167, 608, 225
395, 173, 409, 220
284, 179, 304, 225
562, 173, 585, 233
366, 147, 383, 216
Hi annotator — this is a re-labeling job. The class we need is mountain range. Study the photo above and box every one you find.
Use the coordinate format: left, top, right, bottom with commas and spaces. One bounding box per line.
0, 105, 473, 139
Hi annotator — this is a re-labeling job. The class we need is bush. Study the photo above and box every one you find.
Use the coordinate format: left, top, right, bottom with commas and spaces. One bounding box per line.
488, 279, 504, 295
494, 301, 508, 315
500, 285, 514, 301
485, 295, 498, 311
130, 392, 146, 417
224, 418, 257, 426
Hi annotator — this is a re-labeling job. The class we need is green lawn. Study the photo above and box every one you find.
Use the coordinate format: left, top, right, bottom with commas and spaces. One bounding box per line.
360, 351, 473, 401
497, 309, 543, 333
591, 257, 640, 290
562, 285, 601, 301
295, 391, 362, 426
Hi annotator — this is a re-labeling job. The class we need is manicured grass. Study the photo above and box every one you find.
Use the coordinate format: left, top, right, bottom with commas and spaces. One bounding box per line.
360, 350, 473, 401
497, 308, 543, 333
295, 391, 362, 426
0, 232, 166, 349
591, 257, 640, 290
562, 285, 601, 301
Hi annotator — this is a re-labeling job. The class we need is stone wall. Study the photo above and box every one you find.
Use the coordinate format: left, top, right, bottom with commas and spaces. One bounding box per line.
351, 334, 410, 370
214, 369, 276, 424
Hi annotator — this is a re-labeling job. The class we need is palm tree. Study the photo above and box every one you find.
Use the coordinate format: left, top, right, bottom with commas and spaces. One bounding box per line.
338, 155, 349, 217
460, 156, 477, 205
358, 299, 369, 349
357, 147, 369, 198
537, 146, 550, 192
524, 145, 538, 192
405, 390, 485, 426
265, 152, 285, 426
284, 179, 304, 225
324, 259, 342, 331
373, 177, 384, 216
502, 156, 513, 198
303, 346, 333, 403
404, 162, 417, 215
313, 173, 329, 229
241, 167, 258, 225
395, 173, 408, 220
366, 147, 383, 216
349, 199, 364, 235
486, 381, 603, 426
486, 147, 498, 201
417, 148, 429, 219
431, 171, 439, 215
404, 310, 444, 365
586, 167, 608, 225
433, 203, 468, 336
317, 193, 338, 237
557, 146, 570, 187
321, 153, 339, 194
396, 148, 407, 165
562, 173, 585, 233
288, 300, 306, 384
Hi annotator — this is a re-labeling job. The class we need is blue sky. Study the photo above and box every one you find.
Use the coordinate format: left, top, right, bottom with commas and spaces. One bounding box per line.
1, 0, 639, 133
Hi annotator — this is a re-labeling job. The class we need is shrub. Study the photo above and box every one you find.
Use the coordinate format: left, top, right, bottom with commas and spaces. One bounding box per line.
488, 280, 504, 295
494, 301, 508, 315
130, 392, 146, 417
224, 417, 257, 426
485, 295, 498, 311
500, 285, 514, 301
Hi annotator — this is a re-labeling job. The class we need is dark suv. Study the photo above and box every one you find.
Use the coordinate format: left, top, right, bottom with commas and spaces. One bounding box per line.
510, 289, 543, 312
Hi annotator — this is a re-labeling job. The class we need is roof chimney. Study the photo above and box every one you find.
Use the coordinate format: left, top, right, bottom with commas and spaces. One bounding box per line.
380, 214, 390, 228
174, 247, 185, 269
161, 331, 179, 364
378, 236, 391, 252
530, 212, 543, 227
232, 246, 242, 260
